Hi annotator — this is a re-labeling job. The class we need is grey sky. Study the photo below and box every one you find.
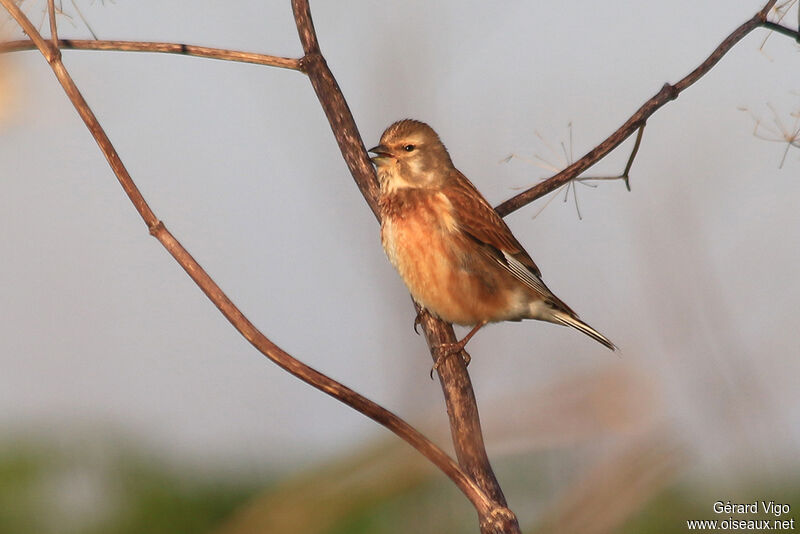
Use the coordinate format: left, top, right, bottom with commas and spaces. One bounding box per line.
1, 1, 798, 474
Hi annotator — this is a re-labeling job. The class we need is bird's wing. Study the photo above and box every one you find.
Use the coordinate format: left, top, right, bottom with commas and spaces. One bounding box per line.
446, 170, 554, 293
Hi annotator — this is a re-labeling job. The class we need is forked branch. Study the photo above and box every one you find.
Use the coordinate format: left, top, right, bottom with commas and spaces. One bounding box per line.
495, 0, 786, 217
0, 0, 497, 521
291, 1, 518, 531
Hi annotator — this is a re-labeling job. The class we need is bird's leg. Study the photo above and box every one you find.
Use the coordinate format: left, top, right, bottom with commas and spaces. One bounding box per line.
439, 321, 486, 355
430, 321, 486, 377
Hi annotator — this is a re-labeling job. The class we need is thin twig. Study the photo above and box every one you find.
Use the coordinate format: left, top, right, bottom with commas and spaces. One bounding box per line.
0, 0, 492, 519
762, 20, 800, 40
69, 0, 99, 40
0, 38, 302, 70
508, 122, 643, 219
576, 124, 645, 190
47, 0, 58, 45
495, 0, 782, 217
621, 124, 645, 191
759, 0, 797, 50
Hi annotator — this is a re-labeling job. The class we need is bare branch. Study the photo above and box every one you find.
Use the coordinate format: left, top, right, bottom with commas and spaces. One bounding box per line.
505, 122, 645, 220
621, 124, 645, 191
577, 124, 645, 191
495, 0, 783, 217
0, 38, 302, 70
47, 0, 58, 45
415, 308, 514, 511
762, 20, 800, 40
0, 0, 494, 521
291, 0, 381, 218
291, 1, 519, 532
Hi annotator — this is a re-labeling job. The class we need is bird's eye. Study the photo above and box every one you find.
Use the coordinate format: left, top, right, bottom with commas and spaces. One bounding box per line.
403, 144, 416, 152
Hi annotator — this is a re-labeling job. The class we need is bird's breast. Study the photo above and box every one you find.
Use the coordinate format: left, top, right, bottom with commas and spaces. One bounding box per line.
380, 190, 456, 278
380, 194, 458, 319
379, 189, 520, 325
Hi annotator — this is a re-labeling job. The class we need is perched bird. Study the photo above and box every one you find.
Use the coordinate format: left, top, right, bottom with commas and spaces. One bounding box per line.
369, 119, 615, 360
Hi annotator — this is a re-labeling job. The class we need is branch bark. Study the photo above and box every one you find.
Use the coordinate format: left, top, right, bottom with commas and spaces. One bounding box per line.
417, 308, 514, 512
0, 0, 497, 522
0, 38, 302, 70
291, 1, 518, 532
46, 0, 58, 46
761, 20, 800, 40
495, 0, 781, 217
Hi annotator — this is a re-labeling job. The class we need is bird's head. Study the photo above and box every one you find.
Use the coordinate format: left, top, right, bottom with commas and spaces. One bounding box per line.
369, 119, 454, 192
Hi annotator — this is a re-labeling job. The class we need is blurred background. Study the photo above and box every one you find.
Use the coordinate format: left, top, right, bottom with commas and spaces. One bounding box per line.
1, 1, 798, 532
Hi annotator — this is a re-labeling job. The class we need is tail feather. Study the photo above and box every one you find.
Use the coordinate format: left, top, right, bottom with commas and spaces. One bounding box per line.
550, 310, 616, 351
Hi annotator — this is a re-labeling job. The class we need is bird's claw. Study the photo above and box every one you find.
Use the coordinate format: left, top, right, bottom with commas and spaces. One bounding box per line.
429, 342, 471, 379
413, 313, 423, 335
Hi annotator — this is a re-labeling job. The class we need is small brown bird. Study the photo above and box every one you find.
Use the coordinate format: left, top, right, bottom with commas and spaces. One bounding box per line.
369, 119, 615, 359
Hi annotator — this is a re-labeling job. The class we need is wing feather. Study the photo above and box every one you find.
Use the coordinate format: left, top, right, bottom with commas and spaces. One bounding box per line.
446, 170, 577, 305
444, 169, 578, 317
445, 170, 541, 277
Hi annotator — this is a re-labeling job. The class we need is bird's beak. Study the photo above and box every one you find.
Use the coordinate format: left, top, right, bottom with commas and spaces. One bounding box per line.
368, 144, 393, 165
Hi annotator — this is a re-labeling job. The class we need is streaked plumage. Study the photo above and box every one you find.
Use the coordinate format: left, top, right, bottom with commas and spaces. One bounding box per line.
370, 119, 615, 355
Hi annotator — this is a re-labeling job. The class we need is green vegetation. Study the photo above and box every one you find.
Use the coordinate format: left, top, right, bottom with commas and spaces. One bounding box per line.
0, 438, 262, 534
1, 436, 796, 534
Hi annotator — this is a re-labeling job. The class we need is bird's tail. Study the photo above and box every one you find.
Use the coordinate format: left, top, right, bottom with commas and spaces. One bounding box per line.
550, 310, 616, 351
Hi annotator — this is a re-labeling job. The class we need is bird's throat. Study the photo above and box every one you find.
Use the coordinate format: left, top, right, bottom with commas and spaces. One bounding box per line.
377, 165, 415, 194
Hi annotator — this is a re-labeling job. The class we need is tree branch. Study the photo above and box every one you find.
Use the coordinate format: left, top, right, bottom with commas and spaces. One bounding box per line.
495, 0, 782, 217
417, 309, 516, 519
0, 0, 496, 521
761, 20, 800, 40
0, 38, 302, 70
569, 124, 645, 192
291, 1, 519, 532
291, 1, 381, 219
46, 0, 58, 46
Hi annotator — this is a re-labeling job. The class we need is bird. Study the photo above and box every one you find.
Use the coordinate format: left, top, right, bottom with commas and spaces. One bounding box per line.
369, 119, 615, 364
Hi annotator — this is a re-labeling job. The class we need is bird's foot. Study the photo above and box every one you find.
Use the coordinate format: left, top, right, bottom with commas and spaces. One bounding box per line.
429, 342, 471, 379
413, 308, 434, 335
413, 312, 423, 335
427, 321, 486, 378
